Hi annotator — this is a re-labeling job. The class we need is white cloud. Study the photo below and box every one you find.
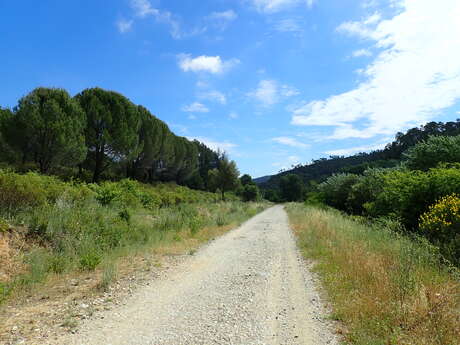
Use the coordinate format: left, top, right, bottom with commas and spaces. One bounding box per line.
208, 10, 238, 22
188, 114, 197, 120
229, 112, 239, 119
248, 80, 299, 107
325, 142, 387, 156
178, 54, 239, 74
352, 48, 372, 57
250, 0, 315, 13
292, 0, 460, 139
207, 10, 238, 30
281, 84, 300, 97
272, 136, 309, 148
274, 18, 303, 34
117, 19, 133, 33
187, 136, 237, 153
182, 102, 209, 113
131, 0, 158, 17
129, 0, 195, 39
249, 80, 278, 106
272, 155, 301, 170
336, 13, 381, 38
198, 90, 227, 104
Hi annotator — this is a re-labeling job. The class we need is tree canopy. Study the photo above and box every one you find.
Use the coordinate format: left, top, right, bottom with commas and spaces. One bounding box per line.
0, 87, 231, 192
13, 88, 86, 173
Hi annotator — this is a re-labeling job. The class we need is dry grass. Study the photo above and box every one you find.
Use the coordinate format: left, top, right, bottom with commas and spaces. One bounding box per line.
286, 204, 460, 345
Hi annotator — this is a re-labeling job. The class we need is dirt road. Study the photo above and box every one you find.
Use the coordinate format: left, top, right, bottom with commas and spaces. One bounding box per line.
56, 205, 338, 345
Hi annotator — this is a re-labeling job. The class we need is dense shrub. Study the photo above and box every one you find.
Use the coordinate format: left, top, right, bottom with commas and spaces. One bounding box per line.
346, 169, 386, 215
420, 194, 460, 264
279, 174, 304, 201
318, 173, 360, 211
367, 166, 460, 229
0, 170, 66, 214
405, 135, 460, 171
241, 184, 260, 202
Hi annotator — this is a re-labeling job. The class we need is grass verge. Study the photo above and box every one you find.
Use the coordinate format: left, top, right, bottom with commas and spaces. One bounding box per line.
286, 203, 460, 345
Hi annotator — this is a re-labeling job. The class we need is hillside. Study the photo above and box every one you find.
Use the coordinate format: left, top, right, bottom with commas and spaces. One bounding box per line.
258, 119, 460, 191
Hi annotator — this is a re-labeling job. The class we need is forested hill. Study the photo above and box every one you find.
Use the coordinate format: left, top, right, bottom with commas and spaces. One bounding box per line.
259, 119, 460, 190
0, 87, 224, 190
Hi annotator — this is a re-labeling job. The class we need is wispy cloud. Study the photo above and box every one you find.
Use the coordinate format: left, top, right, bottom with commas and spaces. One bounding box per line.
272, 155, 301, 170
178, 54, 240, 74
198, 90, 227, 104
229, 112, 239, 119
117, 18, 133, 33
248, 80, 299, 107
325, 142, 387, 156
274, 18, 303, 34
127, 0, 203, 39
272, 136, 309, 148
207, 10, 238, 29
352, 48, 372, 57
182, 102, 209, 113
131, 0, 158, 17
250, 0, 315, 13
292, 0, 460, 139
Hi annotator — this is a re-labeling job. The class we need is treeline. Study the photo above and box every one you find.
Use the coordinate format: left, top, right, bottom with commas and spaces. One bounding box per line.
0, 87, 226, 190
260, 119, 460, 192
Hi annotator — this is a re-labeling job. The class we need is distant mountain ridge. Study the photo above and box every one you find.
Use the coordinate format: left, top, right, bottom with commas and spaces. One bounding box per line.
253, 175, 271, 184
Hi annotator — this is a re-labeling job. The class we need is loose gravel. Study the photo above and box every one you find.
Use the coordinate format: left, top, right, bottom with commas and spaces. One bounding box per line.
54, 205, 339, 345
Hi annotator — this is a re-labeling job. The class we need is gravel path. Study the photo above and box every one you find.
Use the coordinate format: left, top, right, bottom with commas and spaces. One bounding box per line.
56, 205, 338, 345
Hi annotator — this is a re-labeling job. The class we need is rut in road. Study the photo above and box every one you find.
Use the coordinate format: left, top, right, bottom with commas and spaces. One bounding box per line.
56, 205, 339, 345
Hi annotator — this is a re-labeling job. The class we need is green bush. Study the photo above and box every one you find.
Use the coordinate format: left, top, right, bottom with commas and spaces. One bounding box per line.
345, 169, 386, 215
420, 194, 460, 265
79, 250, 102, 271
241, 184, 260, 202
318, 173, 360, 211
366, 167, 460, 229
405, 135, 460, 171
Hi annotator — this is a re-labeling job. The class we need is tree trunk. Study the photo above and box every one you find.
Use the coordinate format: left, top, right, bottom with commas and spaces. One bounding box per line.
93, 149, 103, 183
221, 189, 225, 201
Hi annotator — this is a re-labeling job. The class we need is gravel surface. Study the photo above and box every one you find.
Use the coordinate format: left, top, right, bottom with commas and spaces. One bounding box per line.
55, 205, 339, 345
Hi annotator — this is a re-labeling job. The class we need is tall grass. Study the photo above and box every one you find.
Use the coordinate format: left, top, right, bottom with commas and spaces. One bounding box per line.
0, 169, 268, 303
286, 204, 460, 345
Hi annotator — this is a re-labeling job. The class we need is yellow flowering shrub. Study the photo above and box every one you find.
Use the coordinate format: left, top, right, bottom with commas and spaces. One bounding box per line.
420, 194, 460, 235
419, 194, 460, 264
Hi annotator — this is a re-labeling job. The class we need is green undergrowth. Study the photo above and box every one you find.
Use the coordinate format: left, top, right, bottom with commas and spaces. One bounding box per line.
286, 203, 460, 345
0, 169, 268, 303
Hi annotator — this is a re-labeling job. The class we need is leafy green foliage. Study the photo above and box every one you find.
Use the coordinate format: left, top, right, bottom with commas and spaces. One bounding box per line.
279, 174, 304, 201
318, 173, 360, 211
12, 88, 86, 173
241, 184, 260, 202
405, 135, 460, 170
208, 155, 239, 200
420, 194, 460, 264
240, 174, 253, 186
76, 88, 141, 182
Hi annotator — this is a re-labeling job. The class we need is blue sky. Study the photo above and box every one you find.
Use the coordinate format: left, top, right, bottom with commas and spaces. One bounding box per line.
1, 0, 460, 177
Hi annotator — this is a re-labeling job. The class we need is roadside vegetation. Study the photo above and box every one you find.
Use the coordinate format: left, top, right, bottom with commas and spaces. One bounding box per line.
0, 169, 268, 304
286, 204, 460, 345
262, 123, 460, 266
